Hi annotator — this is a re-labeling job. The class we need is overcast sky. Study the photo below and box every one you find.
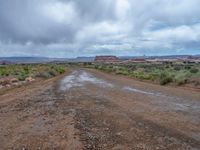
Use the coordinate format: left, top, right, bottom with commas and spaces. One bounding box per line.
0, 0, 200, 58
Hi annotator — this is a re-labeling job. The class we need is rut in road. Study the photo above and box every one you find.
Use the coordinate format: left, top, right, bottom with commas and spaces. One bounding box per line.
0, 69, 200, 150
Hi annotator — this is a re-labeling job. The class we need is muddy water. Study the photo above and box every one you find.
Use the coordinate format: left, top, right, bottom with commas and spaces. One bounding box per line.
60, 70, 113, 91
60, 70, 200, 112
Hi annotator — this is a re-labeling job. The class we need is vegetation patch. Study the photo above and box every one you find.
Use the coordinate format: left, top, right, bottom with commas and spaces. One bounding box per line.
0, 64, 66, 88
82, 62, 200, 87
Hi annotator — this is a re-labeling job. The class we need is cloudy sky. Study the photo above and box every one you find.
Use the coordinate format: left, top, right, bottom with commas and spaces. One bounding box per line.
0, 0, 200, 58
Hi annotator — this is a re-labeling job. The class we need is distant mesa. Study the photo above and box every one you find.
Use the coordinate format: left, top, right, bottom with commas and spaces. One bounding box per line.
94, 56, 120, 63
0, 60, 13, 65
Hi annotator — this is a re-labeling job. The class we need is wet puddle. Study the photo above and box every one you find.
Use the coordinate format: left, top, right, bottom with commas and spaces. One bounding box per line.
123, 86, 200, 112
60, 71, 200, 113
60, 71, 113, 91
123, 86, 163, 96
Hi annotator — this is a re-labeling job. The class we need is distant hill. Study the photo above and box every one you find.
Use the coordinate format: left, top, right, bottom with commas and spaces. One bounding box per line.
69, 57, 94, 62
0, 57, 52, 64
120, 55, 200, 60
0, 57, 94, 64
0, 55, 199, 64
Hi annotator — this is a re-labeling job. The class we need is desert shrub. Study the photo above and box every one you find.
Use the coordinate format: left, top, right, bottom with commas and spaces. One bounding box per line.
173, 65, 182, 71
23, 66, 30, 74
148, 70, 161, 81
0, 67, 10, 76
190, 68, 199, 73
55, 66, 65, 74
37, 72, 51, 79
17, 73, 28, 81
94, 65, 99, 69
146, 72, 158, 81
17, 75, 26, 81
48, 70, 57, 77
132, 71, 145, 79
159, 72, 173, 85
185, 65, 191, 70
83, 62, 92, 66
115, 69, 129, 75
174, 74, 187, 85
98, 65, 112, 72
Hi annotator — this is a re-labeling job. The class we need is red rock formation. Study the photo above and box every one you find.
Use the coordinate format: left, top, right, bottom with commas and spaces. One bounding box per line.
94, 56, 120, 63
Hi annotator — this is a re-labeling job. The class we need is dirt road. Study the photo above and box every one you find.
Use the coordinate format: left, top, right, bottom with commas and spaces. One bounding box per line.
0, 68, 200, 150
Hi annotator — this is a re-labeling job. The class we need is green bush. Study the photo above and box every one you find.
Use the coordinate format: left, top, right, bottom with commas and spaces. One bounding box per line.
57, 67, 65, 74
185, 65, 191, 70
23, 66, 30, 74
0, 69, 7, 76
115, 70, 129, 75
37, 72, 52, 79
94, 65, 99, 69
159, 72, 173, 85
174, 75, 187, 85
149, 72, 159, 81
48, 70, 56, 77
190, 68, 199, 73
17, 74, 28, 81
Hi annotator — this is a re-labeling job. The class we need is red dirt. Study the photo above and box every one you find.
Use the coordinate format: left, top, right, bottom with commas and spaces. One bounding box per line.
0, 68, 199, 149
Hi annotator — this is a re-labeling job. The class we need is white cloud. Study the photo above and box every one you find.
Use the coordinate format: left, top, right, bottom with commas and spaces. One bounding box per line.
140, 23, 200, 51
115, 0, 130, 20
0, 0, 200, 57
41, 1, 77, 24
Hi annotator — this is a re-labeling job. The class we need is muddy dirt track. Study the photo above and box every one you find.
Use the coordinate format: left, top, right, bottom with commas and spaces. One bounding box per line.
0, 68, 200, 150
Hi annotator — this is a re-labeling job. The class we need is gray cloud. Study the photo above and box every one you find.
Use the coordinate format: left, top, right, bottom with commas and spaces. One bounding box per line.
0, 0, 200, 57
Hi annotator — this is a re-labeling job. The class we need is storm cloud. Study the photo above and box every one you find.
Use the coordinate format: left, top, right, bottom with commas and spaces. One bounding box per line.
0, 0, 200, 57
